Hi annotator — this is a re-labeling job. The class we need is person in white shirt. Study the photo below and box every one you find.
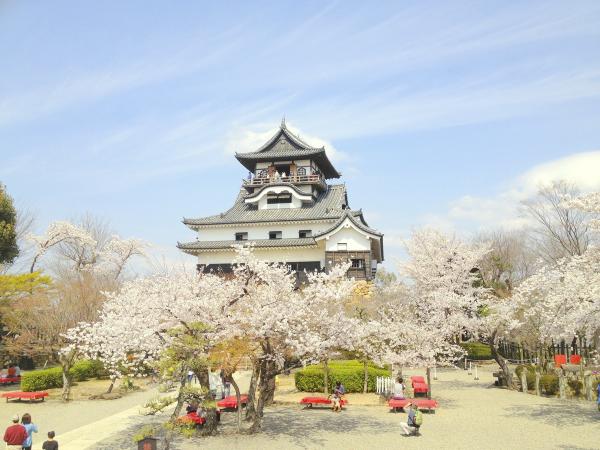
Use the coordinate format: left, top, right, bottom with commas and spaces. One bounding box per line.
393, 376, 405, 399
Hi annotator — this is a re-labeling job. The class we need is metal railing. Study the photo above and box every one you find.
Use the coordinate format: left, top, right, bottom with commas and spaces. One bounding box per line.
243, 174, 324, 187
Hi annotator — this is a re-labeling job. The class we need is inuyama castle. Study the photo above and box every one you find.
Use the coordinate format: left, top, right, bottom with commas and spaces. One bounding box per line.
178, 120, 384, 281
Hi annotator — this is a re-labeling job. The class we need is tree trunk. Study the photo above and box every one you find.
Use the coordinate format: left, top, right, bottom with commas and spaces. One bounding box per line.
535, 370, 541, 396
170, 369, 189, 420
520, 370, 527, 393
558, 370, 566, 399
197, 368, 218, 436
106, 376, 116, 394
363, 360, 369, 394
584, 373, 593, 401
250, 359, 270, 433
426, 367, 432, 400
228, 375, 242, 432
263, 374, 276, 406
490, 330, 513, 388
245, 363, 260, 422
61, 363, 72, 401
323, 359, 329, 395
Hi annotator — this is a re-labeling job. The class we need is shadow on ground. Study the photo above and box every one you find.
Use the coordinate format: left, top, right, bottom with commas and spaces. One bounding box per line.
503, 401, 600, 426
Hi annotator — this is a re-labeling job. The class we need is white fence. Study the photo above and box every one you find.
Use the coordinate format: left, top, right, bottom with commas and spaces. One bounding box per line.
376, 376, 394, 395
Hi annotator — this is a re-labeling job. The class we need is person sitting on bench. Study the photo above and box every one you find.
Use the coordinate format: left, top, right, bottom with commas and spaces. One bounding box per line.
393, 377, 406, 399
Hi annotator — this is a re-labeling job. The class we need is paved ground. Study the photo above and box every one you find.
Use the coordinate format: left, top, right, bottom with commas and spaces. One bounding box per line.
88, 366, 600, 450
5, 366, 599, 449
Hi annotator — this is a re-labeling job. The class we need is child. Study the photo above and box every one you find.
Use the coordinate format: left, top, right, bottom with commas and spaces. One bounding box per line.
331, 391, 342, 412
42, 431, 58, 450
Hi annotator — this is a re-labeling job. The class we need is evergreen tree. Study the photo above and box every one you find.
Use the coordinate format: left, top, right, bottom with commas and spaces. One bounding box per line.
0, 183, 19, 265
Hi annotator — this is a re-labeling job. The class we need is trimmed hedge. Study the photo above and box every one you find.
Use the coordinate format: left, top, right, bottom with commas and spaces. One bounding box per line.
21, 360, 107, 392
295, 360, 390, 393
460, 342, 492, 360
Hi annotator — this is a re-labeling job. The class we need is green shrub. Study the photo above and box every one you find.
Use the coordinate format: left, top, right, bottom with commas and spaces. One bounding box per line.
540, 374, 559, 395
568, 379, 583, 397
21, 368, 63, 392
460, 342, 492, 360
21, 360, 107, 391
295, 360, 390, 393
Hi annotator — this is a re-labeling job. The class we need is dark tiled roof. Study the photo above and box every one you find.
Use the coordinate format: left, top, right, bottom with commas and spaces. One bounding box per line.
235, 122, 341, 179
184, 184, 355, 227
177, 238, 318, 252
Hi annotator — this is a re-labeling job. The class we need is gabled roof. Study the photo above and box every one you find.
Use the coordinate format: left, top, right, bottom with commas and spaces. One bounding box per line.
235, 120, 341, 179
177, 238, 318, 253
313, 210, 383, 239
183, 184, 356, 227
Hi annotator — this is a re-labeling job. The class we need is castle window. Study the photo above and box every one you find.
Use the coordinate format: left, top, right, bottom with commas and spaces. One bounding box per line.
299, 230, 312, 238
351, 259, 365, 269
267, 193, 292, 204
269, 231, 282, 239
235, 232, 248, 241
337, 242, 347, 251
297, 167, 306, 176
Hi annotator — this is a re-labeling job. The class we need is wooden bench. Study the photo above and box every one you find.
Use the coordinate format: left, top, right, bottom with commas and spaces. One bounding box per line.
388, 398, 438, 412
216, 394, 248, 409
0, 376, 21, 385
2, 391, 48, 402
300, 396, 348, 409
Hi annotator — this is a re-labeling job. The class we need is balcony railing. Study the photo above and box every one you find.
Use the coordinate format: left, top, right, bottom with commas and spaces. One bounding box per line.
243, 174, 325, 188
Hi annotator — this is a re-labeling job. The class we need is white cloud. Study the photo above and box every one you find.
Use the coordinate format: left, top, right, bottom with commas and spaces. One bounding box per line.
439, 150, 600, 231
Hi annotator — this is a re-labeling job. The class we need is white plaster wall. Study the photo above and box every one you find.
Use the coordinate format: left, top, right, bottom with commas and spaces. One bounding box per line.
323, 226, 371, 251
197, 222, 335, 241
196, 245, 326, 266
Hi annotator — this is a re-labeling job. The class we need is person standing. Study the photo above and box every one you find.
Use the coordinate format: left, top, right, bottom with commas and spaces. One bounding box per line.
42, 431, 58, 450
20, 413, 38, 450
3, 415, 27, 449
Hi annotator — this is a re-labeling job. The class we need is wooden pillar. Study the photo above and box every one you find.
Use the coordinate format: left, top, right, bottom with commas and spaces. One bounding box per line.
535, 370, 541, 396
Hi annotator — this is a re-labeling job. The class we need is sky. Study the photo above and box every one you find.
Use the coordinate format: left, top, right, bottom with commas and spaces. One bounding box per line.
1, 1, 600, 271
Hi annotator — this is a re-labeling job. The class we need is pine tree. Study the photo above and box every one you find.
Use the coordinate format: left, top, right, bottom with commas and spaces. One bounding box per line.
0, 183, 19, 265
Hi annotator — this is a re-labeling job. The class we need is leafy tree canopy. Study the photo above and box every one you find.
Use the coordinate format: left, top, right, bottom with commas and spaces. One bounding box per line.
0, 184, 19, 265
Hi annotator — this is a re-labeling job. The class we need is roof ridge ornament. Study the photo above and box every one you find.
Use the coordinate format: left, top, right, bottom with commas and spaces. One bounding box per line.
281, 115, 286, 128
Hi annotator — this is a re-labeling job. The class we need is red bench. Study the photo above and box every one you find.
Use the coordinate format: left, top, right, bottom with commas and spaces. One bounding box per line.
216, 394, 248, 409
2, 391, 48, 402
410, 376, 425, 384
388, 398, 438, 412
178, 412, 206, 425
570, 355, 581, 365
300, 396, 348, 408
0, 377, 21, 385
412, 382, 429, 395
554, 354, 567, 367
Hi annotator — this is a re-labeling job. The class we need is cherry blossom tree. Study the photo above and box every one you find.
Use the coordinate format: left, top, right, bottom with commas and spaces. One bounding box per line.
64, 246, 357, 433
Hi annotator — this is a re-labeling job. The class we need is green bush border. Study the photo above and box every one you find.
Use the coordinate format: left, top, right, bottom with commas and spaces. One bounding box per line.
294, 360, 390, 393
21, 360, 107, 392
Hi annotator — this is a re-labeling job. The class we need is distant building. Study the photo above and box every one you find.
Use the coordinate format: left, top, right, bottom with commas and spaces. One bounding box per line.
178, 120, 383, 280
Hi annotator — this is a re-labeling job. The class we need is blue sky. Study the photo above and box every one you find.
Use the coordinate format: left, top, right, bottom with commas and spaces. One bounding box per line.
1, 1, 600, 269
